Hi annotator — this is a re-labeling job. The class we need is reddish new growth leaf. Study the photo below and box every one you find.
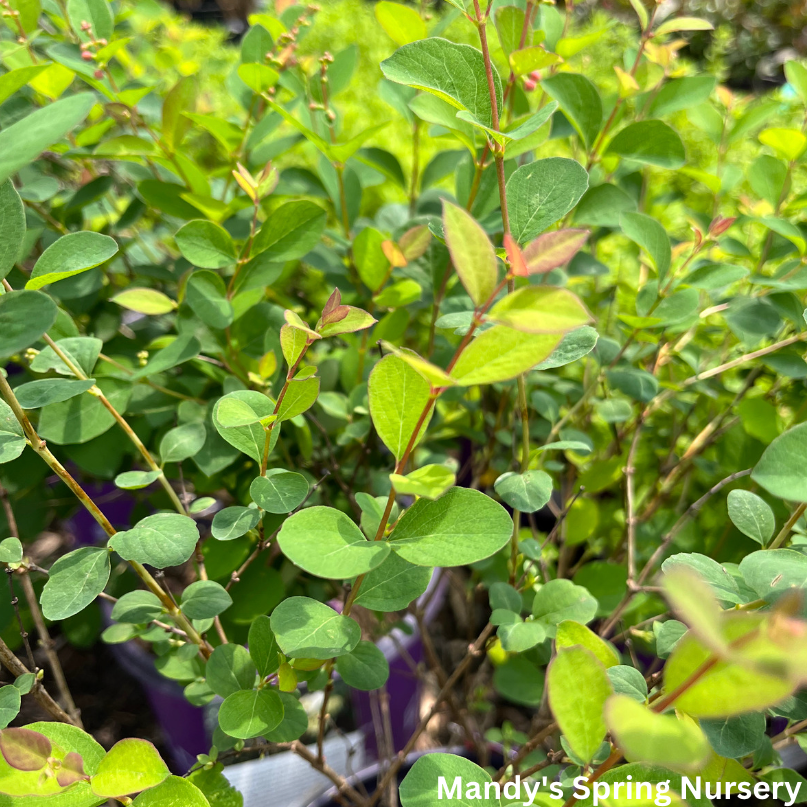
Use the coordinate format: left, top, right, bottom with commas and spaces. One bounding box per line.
0, 728, 52, 772
709, 216, 736, 237
522, 229, 590, 275
320, 288, 349, 325
56, 751, 88, 787
504, 234, 529, 277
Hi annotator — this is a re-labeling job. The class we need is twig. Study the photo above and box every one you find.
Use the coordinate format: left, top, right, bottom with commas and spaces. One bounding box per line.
600, 468, 752, 637
0, 635, 75, 725
366, 623, 495, 807
769, 502, 807, 550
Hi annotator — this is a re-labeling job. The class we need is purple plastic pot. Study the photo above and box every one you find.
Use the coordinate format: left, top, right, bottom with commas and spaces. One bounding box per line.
101, 602, 209, 772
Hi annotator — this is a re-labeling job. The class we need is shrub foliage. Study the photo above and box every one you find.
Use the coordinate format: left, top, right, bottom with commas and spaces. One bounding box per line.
0, 0, 805, 805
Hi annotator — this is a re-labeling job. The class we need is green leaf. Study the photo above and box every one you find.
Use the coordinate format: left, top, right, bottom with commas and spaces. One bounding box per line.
490, 582, 521, 613
751, 422, 807, 502
390, 464, 455, 500
250, 471, 308, 515
449, 327, 561, 385
38, 377, 131, 446
263, 692, 308, 743
368, 354, 433, 460
112, 288, 177, 316
488, 287, 592, 334
648, 77, 716, 117
408, 94, 476, 153
494, 470, 552, 513
726, 490, 775, 546
400, 754, 500, 807
0, 65, 50, 107
661, 553, 742, 606
655, 620, 688, 659
353, 552, 432, 612
111, 590, 163, 624
131, 334, 200, 379
160, 422, 206, 464
375, 1, 426, 45
739, 549, 807, 602
184, 271, 234, 330
90, 739, 169, 798
574, 183, 638, 229
66, 0, 112, 40
114, 470, 162, 490
277, 376, 319, 422
270, 596, 360, 659
0, 181, 24, 280
132, 776, 210, 807
541, 73, 602, 148
211, 506, 260, 541
389, 487, 512, 566
661, 566, 726, 654
206, 644, 256, 699
335, 641, 389, 691
213, 391, 277, 463
26, 232, 117, 291
605, 694, 710, 772
607, 665, 647, 702
181, 581, 232, 619
0, 688, 20, 730
0, 291, 57, 358
605, 368, 659, 402
218, 689, 284, 740
161, 77, 195, 155
531, 579, 598, 637
248, 615, 280, 678
535, 326, 599, 371
757, 768, 807, 801
0, 538, 22, 564
621, 212, 671, 278
0, 401, 26, 465
252, 201, 326, 261
176, 220, 237, 269
556, 620, 620, 668
498, 620, 545, 653
495, 4, 525, 56
548, 647, 612, 763
380, 38, 502, 128
353, 227, 389, 292
0, 93, 94, 185
15, 379, 95, 409
509, 47, 561, 76
663, 614, 796, 717
30, 337, 100, 378
494, 655, 544, 706
606, 120, 686, 168
654, 16, 713, 35
700, 713, 766, 759
40, 547, 110, 620
505, 158, 589, 243
109, 513, 199, 569
277, 505, 390, 578
442, 200, 497, 306
374, 278, 422, 308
